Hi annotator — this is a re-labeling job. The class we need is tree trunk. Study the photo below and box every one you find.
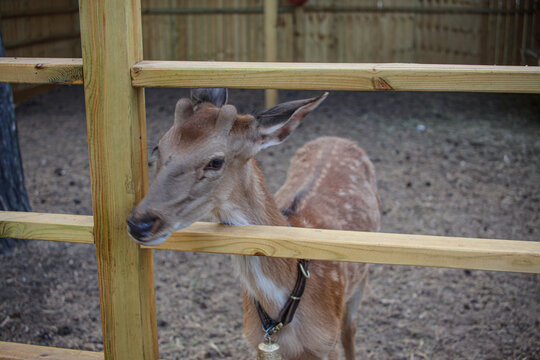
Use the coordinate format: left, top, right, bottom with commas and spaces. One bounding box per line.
0, 30, 31, 254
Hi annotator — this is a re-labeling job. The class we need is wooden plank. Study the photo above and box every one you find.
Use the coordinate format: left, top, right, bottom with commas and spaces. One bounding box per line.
521, 0, 533, 64
503, 0, 512, 64
0, 341, 103, 360
208, 0, 217, 60
486, 0, 496, 65
0, 211, 93, 244
12, 84, 60, 105
0, 7, 79, 19
494, 0, 504, 64
78, 0, 158, 359
277, 10, 293, 62
514, 0, 525, 65
131, 60, 540, 93
1, 211, 539, 273
141, 0, 152, 59
4, 32, 80, 51
300, 4, 534, 14
186, 0, 196, 60
216, 0, 225, 60
0, 57, 82, 84
144, 222, 540, 274
264, 0, 278, 107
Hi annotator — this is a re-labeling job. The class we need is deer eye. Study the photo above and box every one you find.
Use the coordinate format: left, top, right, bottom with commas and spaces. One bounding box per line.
204, 158, 225, 171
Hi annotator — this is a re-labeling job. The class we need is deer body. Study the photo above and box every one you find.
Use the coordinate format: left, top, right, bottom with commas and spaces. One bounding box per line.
127, 89, 380, 359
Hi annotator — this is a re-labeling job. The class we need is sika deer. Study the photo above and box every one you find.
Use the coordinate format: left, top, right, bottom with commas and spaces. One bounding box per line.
127, 89, 381, 359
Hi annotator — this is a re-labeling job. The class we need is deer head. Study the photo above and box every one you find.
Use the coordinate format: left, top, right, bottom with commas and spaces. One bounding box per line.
127, 89, 328, 245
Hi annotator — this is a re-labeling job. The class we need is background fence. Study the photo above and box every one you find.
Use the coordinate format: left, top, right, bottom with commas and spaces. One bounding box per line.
0, 0, 539, 359
141, 0, 539, 65
1, 0, 538, 101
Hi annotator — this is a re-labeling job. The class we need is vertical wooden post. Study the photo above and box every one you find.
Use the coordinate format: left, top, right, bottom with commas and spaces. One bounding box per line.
264, 0, 278, 108
79, 1, 158, 359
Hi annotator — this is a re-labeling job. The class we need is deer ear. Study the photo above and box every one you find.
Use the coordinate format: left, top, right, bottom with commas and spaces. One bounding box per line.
215, 104, 237, 135
173, 98, 194, 127
190, 88, 228, 108
256, 92, 328, 149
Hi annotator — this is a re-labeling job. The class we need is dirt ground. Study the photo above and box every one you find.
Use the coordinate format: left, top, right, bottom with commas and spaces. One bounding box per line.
0, 86, 539, 359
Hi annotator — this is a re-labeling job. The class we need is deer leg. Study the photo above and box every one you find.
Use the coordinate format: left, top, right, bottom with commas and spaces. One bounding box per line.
341, 285, 364, 360
341, 315, 356, 360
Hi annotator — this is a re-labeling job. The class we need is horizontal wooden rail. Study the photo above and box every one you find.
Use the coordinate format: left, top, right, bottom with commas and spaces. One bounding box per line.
2, 58, 539, 93
131, 61, 540, 93
146, 223, 540, 274
301, 5, 536, 15
0, 7, 79, 19
141, 6, 533, 16
0, 58, 83, 85
0, 341, 103, 360
2, 212, 538, 273
1, 6, 530, 19
0, 211, 93, 244
12, 84, 61, 105
4, 33, 80, 50
142, 7, 289, 15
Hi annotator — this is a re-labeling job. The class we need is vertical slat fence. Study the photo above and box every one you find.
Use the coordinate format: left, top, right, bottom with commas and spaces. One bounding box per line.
0, 0, 80, 103
3, 1, 537, 75
264, 0, 278, 107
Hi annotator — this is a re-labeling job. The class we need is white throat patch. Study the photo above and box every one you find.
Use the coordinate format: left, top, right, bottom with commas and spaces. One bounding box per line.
214, 204, 287, 310
232, 255, 287, 310
214, 203, 250, 226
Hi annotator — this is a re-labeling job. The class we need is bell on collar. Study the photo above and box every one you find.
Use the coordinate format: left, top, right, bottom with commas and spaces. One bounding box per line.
257, 342, 282, 360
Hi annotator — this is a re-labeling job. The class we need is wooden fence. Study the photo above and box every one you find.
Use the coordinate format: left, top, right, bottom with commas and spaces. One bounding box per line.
1, 0, 538, 102
140, 0, 539, 65
3, 0, 537, 64
0, 0, 540, 359
0, 0, 80, 103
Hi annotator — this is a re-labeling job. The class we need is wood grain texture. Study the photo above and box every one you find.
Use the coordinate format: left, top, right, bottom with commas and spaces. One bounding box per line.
0, 57, 82, 84
264, 0, 278, 107
143, 222, 540, 274
1, 211, 538, 273
0, 211, 93, 244
79, 0, 158, 359
131, 61, 540, 93
1, 2, 534, 69
0, 341, 103, 360
134, 1, 534, 65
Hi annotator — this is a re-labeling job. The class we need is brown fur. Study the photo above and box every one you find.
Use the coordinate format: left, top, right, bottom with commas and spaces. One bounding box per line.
127, 93, 380, 359
239, 137, 380, 359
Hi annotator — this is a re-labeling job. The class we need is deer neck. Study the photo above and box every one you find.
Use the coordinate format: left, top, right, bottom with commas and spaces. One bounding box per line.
212, 158, 296, 317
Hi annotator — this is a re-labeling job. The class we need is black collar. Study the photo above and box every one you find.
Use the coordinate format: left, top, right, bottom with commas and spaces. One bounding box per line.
255, 259, 310, 340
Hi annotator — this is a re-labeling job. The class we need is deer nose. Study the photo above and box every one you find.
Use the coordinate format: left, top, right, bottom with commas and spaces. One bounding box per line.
127, 214, 157, 240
